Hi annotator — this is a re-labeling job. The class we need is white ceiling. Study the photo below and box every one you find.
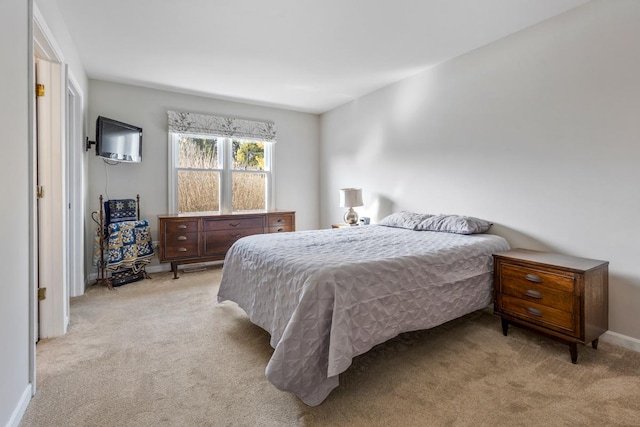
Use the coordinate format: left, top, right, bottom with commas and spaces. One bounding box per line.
55, 0, 588, 114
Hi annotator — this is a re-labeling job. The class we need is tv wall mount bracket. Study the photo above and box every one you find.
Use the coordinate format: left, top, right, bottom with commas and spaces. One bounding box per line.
86, 137, 96, 151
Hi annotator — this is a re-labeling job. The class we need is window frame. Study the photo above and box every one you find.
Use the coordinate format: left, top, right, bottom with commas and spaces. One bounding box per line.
168, 133, 274, 214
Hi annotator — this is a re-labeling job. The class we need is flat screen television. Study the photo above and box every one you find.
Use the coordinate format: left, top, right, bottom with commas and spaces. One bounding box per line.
96, 116, 143, 163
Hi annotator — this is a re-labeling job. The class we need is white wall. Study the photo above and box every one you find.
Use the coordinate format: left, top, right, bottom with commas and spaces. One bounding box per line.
87, 80, 320, 272
34, 0, 88, 95
320, 0, 640, 340
0, 1, 32, 426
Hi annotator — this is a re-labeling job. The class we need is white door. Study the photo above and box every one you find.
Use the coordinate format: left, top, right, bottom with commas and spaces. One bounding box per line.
35, 57, 68, 339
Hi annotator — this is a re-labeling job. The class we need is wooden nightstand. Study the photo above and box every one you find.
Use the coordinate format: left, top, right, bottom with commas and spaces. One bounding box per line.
493, 249, 608, 364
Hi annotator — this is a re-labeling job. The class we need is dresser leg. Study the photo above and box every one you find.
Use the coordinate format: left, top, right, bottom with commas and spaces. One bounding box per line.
591, 338, 599, 350
569, 343, 578, 364
501, 318, 509, 336
171, 262, 180, 279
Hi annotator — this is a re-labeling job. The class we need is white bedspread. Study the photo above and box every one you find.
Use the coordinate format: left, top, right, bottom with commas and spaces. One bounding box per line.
217, 225, 510, 406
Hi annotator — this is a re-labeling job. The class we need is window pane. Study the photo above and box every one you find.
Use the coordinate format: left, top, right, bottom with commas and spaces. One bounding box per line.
178, 136, 219, 169
232, 140, 265, 171
232, 172, 266, 211
178, 170, 220, 212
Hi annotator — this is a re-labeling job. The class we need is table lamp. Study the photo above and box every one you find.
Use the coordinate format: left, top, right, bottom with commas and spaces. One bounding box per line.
339, 188, 363, 225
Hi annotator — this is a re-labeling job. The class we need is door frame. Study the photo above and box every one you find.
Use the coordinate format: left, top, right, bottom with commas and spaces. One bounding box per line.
66, 74, 85, 298
32, 2, 79, 343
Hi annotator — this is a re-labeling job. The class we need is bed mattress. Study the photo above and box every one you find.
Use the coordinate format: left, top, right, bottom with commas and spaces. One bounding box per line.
217, 225, 510, 405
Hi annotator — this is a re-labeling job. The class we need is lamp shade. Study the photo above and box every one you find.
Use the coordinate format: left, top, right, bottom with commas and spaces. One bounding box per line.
339, 188, 363, 208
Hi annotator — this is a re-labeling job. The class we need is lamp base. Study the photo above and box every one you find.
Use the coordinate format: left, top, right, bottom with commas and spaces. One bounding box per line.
344, 208, 359, 225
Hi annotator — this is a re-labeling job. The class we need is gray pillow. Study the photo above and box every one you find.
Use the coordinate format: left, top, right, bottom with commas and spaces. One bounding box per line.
415, 214, 492, 234
378, 211, 434, 230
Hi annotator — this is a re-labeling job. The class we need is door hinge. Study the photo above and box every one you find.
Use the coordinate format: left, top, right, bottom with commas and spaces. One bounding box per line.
38, 288, 46, 301
37, 185, 44, 199
36, 83, 45, 97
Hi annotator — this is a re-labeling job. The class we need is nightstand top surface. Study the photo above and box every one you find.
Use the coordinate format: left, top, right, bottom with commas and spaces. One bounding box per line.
493, 248, 608, 272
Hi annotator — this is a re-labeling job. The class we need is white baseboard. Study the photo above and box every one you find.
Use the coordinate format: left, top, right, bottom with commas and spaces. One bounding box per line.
5, 383, 32, 427
86, 263, 171, 282
145, 264, 173, 274
85, 261, 224, 282
601, 330, 640, 353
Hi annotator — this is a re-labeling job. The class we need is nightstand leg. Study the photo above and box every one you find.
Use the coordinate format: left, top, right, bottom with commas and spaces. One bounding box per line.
592, 338, 599, 350
501, 318, 509, 336
569, 343, 578, 364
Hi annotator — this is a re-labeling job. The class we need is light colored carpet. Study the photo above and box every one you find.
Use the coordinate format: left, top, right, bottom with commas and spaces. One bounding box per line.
20, 267, 640, 426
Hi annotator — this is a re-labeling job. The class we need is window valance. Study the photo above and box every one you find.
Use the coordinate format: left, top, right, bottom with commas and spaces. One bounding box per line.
167, 110, 277, 143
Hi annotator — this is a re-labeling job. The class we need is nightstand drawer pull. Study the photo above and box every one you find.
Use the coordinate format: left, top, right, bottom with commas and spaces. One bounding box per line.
177, 248, 188, 252
525, 289, 543, 299
178, 224, 188, 229
526, 307, 543, 317
229, 233, 241, 238
525, 273, 542, 283
229, 222, 241, 227
177, 236, 187, 241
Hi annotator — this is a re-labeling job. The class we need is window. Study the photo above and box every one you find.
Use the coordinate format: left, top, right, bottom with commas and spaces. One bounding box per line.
167, 111, 276, 214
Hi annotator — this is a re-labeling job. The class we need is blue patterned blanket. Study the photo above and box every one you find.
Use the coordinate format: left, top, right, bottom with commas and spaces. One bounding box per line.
93, 219, 154, 273
104, 199, 138, 224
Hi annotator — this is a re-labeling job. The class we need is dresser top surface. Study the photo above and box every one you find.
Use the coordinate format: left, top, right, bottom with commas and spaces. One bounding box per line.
494, 248, 608, 272
158, 210, 295, 219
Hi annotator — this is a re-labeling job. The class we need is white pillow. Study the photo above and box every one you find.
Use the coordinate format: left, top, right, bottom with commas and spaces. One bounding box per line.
378, 211, 434, 230
415, 214, 492, 234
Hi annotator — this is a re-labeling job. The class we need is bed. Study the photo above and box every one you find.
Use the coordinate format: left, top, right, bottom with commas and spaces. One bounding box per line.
217, 213, 510, 406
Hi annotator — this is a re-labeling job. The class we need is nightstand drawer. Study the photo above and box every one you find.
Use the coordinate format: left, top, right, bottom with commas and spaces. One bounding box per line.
501, 278, 574, 313
500, 264, 575, 293
501, 295, 575, 334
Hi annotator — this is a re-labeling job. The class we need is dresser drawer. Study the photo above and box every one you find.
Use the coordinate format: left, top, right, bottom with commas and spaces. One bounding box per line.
204, 217, 265, 231
163, 239, 200, 259
269, 225, 292, 233
500, 264, 575, 294
501, 277, 574, 313
204, 227, 264, 255
163, 220, 199, 234
267, 213, 293, 227
500, 294, 576, 334
267, 213, 294, 233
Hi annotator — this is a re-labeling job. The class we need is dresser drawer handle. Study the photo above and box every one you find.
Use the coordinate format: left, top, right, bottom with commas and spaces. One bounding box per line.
177, 236, 187, 241
177, 248, 187, 252
277, 218, 284, 223
229, 222, 241, 227
229, 233, 242, 238
526, 307, 543, 317
525, 289, 543, 299
177, 224, 188, 229
525, 273, 542, 283
276, 227, 284, 232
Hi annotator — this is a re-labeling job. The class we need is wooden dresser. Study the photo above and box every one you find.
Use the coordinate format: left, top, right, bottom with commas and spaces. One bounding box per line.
493, 248, 608, 364
158, 210, 295, 278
